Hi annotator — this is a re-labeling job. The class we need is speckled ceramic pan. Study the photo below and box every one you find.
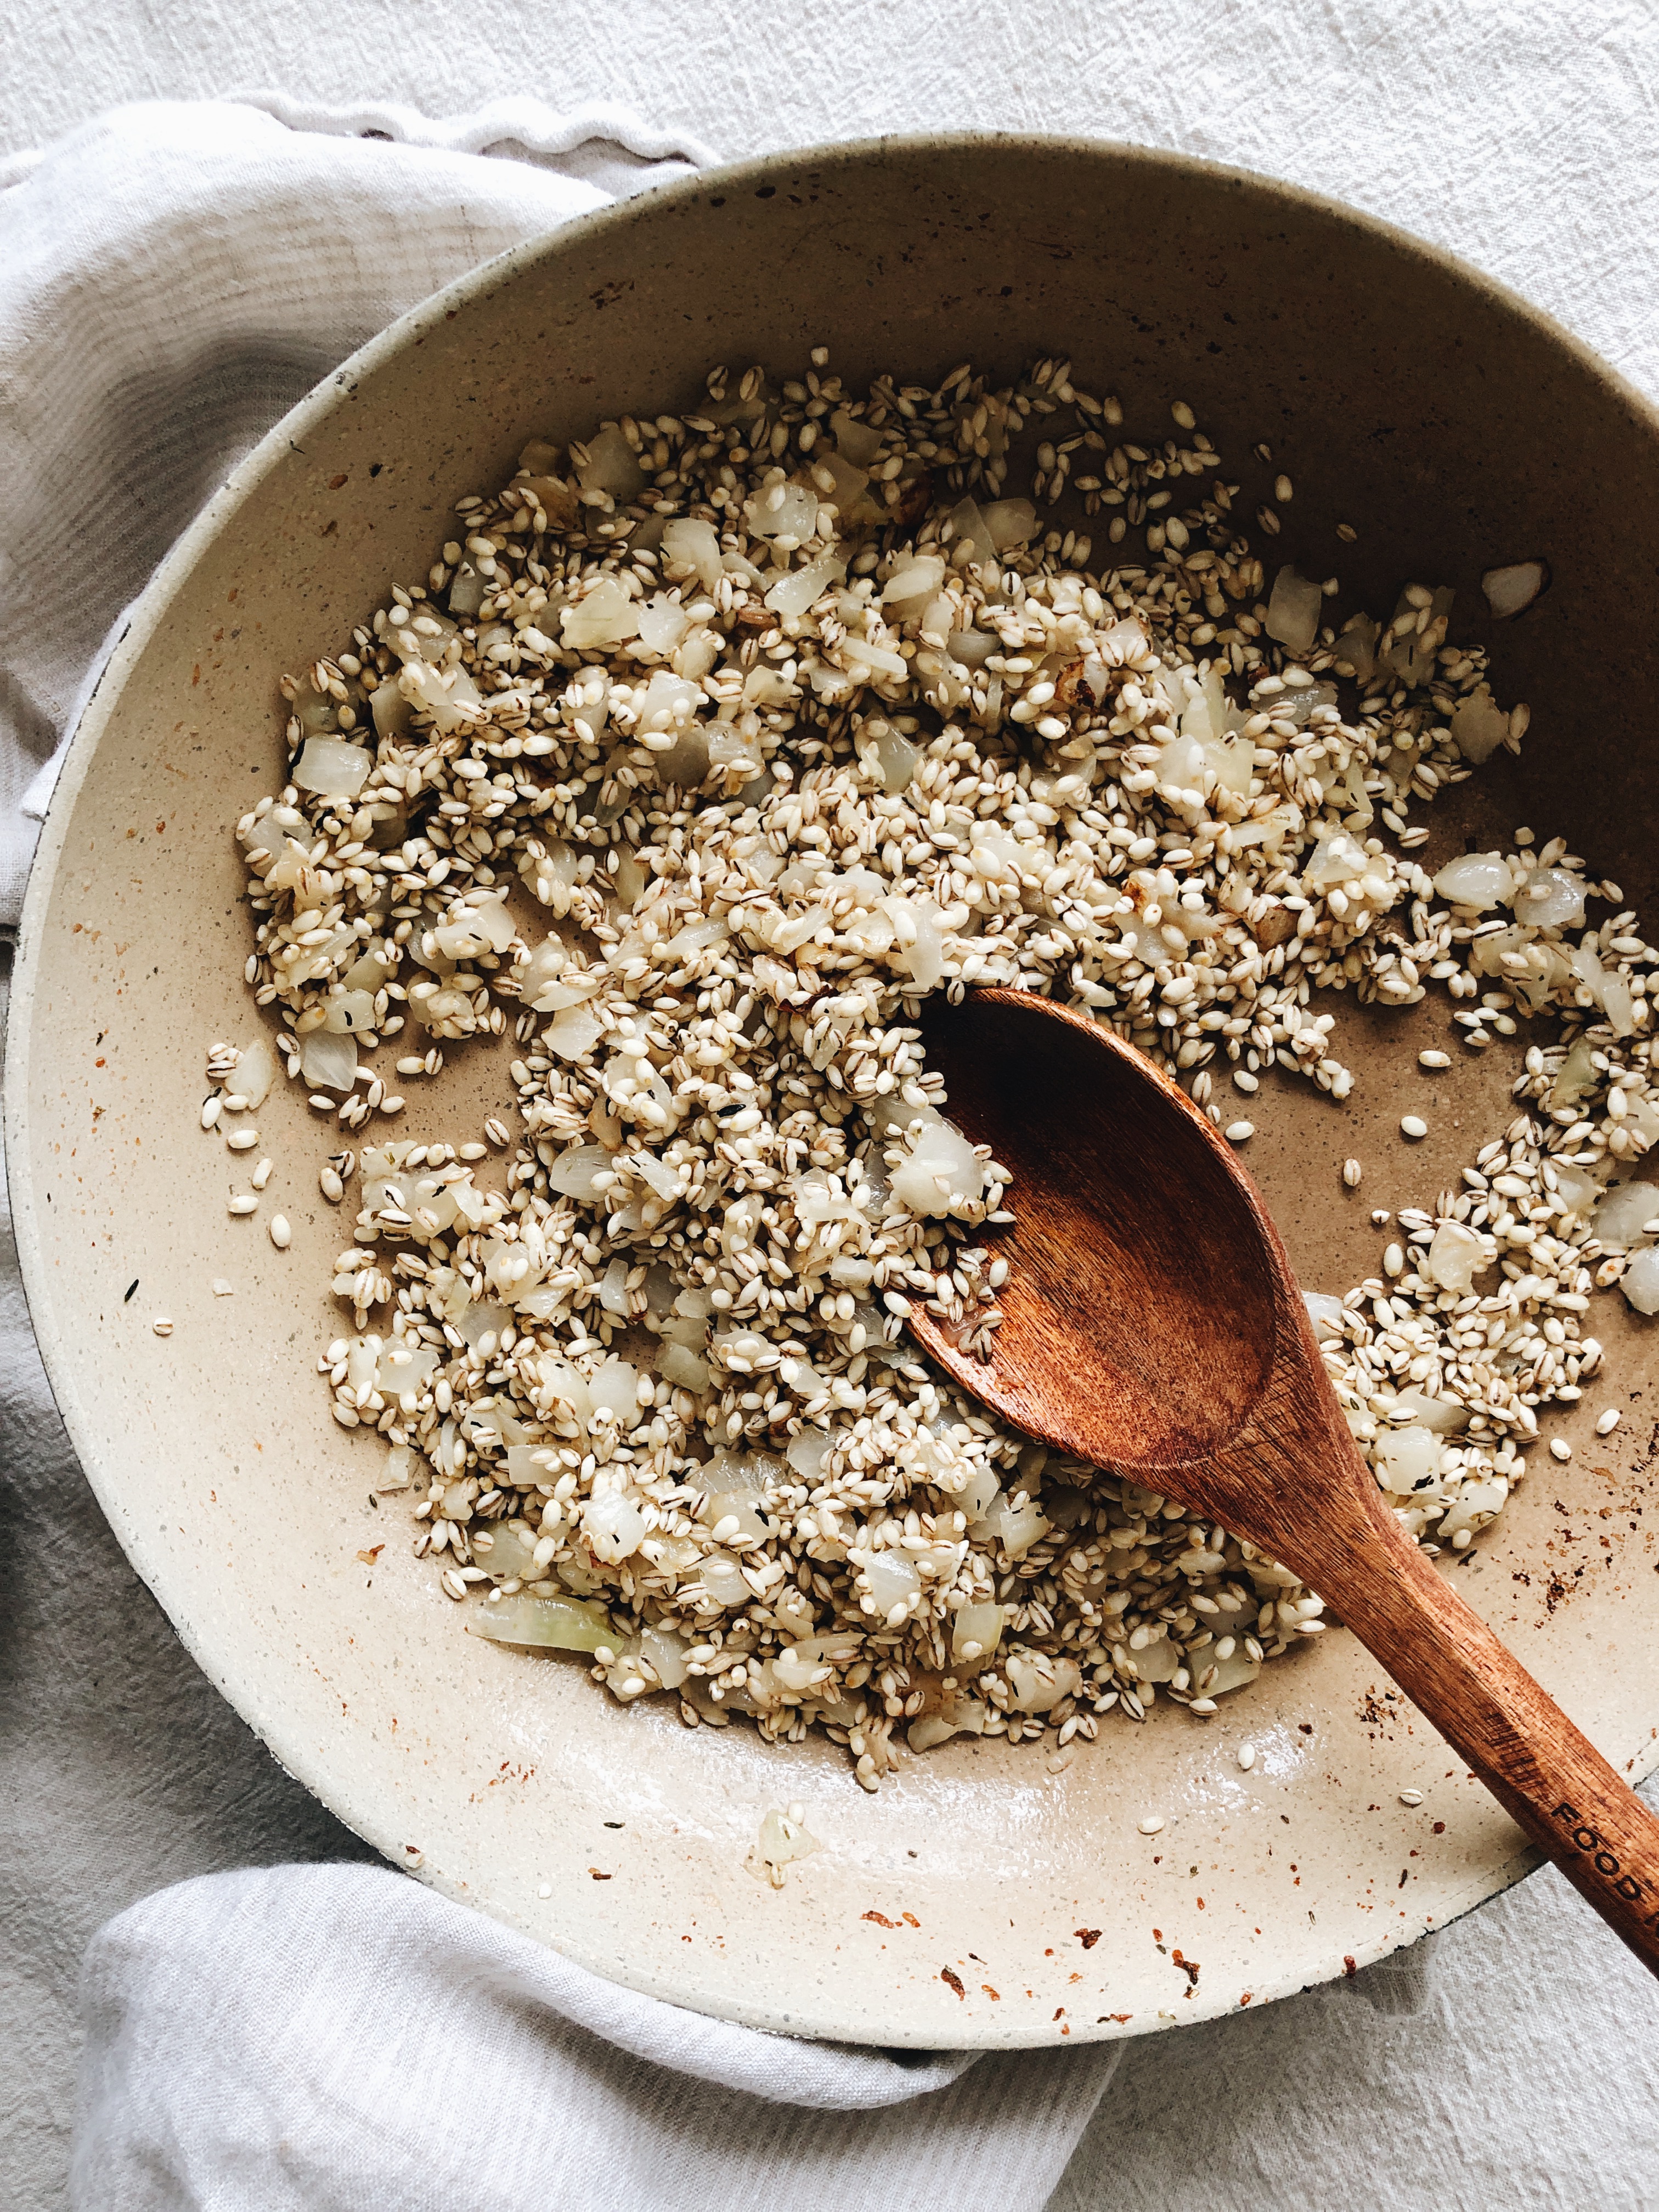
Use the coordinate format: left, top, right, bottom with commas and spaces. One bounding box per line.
12, 135, 1659, 2049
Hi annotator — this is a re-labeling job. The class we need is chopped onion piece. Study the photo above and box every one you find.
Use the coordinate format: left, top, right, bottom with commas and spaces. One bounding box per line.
544, 1005, 605, 1062
300, 1026, 358, 1092
561, 576, 640, 650
1424, 1220, 1487, 1291
1450, 687, 1511, 766
294, 738, 370, 798
862, 1550, 919, 1610
1005, 1654, 1081, 1712
981, 497, 1037, 551
1265, 566, 1323, 654
471, 1593, 616, 1651
891, 1116, 984, 1216
830, 409, 883, 468
1388, 1387, 1469, 1434
662, 516, 722, 591
574, 424, 645, 501
1590, 1182, 1659, 1251
635, 593, 689, 655
1622, 1246, 1659, 1315
1481, 560, 1549, 619
547, 1144, 614, 1200
321, 990, 375, 1035
765, 551, 845, 622
584, 1489, 645, 1562
1432, 851, 1514, 910
1374, 1424, 1442, 1493
951, 1600, 1005, 1662
1514, 866, 1585, 931
746, 481, 818, 543
235, 1034, 276, 1109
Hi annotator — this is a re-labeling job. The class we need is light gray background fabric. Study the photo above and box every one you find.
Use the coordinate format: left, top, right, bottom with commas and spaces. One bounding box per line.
7, 2, 1659, 2205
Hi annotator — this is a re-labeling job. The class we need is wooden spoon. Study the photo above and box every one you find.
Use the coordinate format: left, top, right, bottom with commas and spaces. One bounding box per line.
906, 986, 1659, 1974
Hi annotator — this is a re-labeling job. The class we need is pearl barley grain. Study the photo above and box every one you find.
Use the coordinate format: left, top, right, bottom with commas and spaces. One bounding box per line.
1399, 1788, 1425, 1807
1401, 1115, 1429, 1140
1342, 1158, 1362, 1189
1224, 1121, 1255, 1144
1237, 1743, 1257, 1771
151, 1316, 173, 1337
1596, 1408, 1622, 1436
269, 1215, 292, 1250
1137, 1815, 1165, 1835
1549, 1437, 1572, 1463
1419, 1051, 1451, 1070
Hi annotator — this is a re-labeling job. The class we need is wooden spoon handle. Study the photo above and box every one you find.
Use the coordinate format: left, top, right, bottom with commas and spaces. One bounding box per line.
1319, 1522, 1659, 1971
1261, 1463, 1659, 1974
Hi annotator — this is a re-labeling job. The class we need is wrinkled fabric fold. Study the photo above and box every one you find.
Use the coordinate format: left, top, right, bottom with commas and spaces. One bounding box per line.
74, 1865, 1117, 2212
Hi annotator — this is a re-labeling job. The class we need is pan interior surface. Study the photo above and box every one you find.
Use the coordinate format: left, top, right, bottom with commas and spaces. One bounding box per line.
12, 136, 1659, 2048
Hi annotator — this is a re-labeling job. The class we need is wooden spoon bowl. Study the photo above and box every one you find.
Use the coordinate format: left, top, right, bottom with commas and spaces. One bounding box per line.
911, 987, 1659, 1975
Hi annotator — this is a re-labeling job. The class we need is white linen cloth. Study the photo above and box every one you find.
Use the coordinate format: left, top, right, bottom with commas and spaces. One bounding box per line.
4, 44, 1659, 2212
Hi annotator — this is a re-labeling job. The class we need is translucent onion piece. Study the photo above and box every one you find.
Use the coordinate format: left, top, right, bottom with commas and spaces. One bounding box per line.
1590, 1182, 1659, 1251
862, 1550, 920, 1610
1433, 851, 1514, 910
1264, 565, 1323, 654
561, 576, 640, 650
1424, 1220, 1488, 1291
699, 1553, 751, 1607
321, 990, 376, 1035
635, 593, 689, 655
881, 552, 947, 616
1481, 560, 1549, 619
584, 1491, 645, 1563
300, 1026, 358, 1092
857, 719, 919, 793
830, 409, 883, 468
1303, 1291, 1345, 1336
765, 551, 845, 622
1513, 866, 1585, 932
945, 496, 997, 573
1388, 1387, 1469, 1434
546, 1144, 613, 1200
661, 516, 723, 590
951, 1600, 1006, 1662
660, 1342, 710, 1390
1303, 830, 1370, 890
1334, 611, 1379, 682
471, 1593, 616, 1651
890, 1117, 985, 1216
1192, 1646, 1261, 1697
1438, 1479, 1508, 1540
1374, 1425, 1442, 1493
294, 738, 370, 798
641, 1626, 690, 1689
235, 1034, 276, 1109
544, 1005, 605, 1062
947, 627, 997, 668
885, 895, 947, 990
1450, 687, 1511, 766
1553, 1161, 1602, 1215
1550, 1035, 1599, 1109
590, 1356, 639, 1420
746, 480, 817, 543
574, 424, 645, 500
1004, 1655, 1082, 1712
370, 679, 414, 743
981, 497, 1037, 551
1622, 1246, 1659, 1315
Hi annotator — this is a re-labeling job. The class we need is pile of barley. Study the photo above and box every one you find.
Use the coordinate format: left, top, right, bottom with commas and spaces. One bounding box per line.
223, 351, 1657, 1787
